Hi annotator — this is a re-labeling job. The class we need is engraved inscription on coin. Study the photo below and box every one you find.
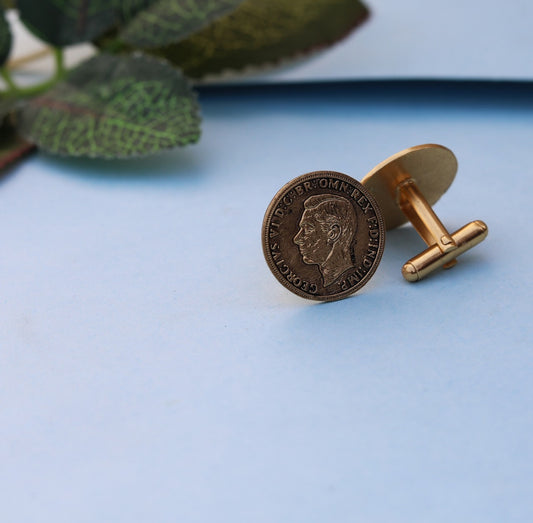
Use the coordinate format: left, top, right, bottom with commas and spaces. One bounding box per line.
262, 171, 386, 301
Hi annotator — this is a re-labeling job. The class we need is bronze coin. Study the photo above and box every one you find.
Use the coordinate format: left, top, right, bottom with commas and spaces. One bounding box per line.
262, 171, 386, 301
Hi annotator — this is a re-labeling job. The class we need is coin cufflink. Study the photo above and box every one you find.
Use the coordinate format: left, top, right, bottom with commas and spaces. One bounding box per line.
361, 144, 488, 281
262, 171, 386, 301
262, 145, 488, 299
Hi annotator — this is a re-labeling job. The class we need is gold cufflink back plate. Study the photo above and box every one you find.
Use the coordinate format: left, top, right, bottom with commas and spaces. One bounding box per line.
361, 144, 488, 282
361, 144, 457, 230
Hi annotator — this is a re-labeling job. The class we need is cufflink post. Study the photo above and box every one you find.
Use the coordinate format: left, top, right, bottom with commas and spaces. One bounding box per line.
362, 144, 488, 282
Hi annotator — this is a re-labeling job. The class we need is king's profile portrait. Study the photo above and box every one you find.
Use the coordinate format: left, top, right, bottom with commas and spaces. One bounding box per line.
293, 194, 358, 287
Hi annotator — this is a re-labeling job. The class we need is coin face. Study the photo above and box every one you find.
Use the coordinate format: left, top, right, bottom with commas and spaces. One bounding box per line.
262, 171, 385, 301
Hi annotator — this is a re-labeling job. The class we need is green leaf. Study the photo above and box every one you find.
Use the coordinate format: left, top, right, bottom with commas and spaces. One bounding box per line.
18, 53, 201, 158
0, 5, 11, 65
17, 0, 154, 46
119, 0, 244, 49
154, 0, 369, 78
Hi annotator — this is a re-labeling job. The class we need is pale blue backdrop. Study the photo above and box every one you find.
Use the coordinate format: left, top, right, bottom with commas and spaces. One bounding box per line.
1, 0, 533, 519
1, 80, 532, 522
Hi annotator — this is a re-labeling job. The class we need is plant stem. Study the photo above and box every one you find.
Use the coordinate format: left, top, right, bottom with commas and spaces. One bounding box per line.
7, 47, 52, 70
0, 66, 18, 92
1, 47, 65, 97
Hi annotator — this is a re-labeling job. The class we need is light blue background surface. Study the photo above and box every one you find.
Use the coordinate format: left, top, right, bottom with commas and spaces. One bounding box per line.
1, 82, 532, 522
